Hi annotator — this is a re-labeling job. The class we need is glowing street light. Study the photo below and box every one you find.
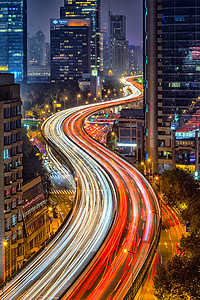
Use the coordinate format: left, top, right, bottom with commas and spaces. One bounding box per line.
3, 241, 8, 247
124, 249, 135, 288
77, 94, 81, 106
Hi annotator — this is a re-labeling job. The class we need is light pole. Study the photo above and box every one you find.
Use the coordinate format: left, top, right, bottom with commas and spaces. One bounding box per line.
3, 241, 8, 281
124, 249, 135, 289
45, 105, 49, 118
147, 158, 153, 181
77, 94, 81, 106
64, 97, 68, 110
88, 93, 91, 103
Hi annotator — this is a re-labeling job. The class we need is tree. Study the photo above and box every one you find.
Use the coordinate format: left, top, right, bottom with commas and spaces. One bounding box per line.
22, 129, 46, 182
181, 193, 200, 235
160, 168, 198, 208
154, 234, 200, 300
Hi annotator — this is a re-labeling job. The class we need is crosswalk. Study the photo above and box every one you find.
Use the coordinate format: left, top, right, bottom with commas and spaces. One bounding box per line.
50, 190, 76, 195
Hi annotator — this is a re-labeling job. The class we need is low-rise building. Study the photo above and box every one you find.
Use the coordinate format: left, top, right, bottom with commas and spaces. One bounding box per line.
22, 176, 51, 259
117, 109, 144, 162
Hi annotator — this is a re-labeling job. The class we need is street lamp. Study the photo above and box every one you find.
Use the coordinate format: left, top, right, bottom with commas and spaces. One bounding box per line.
124, 249, 135, 288
88, 93, 91, 103
77, 94, 81, 106
64, 97, 68, 109
147, 158, 154, 180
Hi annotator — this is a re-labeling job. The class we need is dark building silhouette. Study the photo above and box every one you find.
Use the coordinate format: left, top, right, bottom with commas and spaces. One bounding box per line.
0, 0, 27, 83
28, 30, 46, 66
109, 14, 129, 75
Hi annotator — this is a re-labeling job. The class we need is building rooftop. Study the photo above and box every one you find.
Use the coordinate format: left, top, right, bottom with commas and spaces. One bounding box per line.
120, 109, 144, 119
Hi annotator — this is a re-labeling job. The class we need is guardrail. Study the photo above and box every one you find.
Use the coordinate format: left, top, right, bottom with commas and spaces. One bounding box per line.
123, 216, 161, 300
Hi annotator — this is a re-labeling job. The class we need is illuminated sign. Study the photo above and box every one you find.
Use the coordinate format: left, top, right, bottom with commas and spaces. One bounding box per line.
92, 69, 98, 76
118, 143, 137, 147
0, 66, 8, 71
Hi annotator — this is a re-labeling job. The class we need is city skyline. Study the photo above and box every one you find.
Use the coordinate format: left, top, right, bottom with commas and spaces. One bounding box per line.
27, 0, 143, 46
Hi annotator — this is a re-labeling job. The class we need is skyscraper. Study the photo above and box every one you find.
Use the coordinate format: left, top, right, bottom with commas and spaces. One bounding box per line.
60, 0, 102, 75
0, 74, 23, 280
0, 0, 27, 83
109, 14, 129, 75
28, 30, 46, 66
144, 0, 200, 172
50, 19, 91, 82
129, 45, 143, 76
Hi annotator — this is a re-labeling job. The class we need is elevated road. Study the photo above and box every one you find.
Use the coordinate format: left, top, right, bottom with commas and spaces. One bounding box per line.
1, 78, 161, 300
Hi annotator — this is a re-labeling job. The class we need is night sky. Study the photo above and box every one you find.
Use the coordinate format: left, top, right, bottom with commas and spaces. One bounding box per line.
28, 0, 142, 46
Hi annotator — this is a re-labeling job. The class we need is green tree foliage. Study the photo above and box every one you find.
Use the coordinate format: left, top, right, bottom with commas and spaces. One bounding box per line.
160, 168, 198, 208
106, 124, 118, 151
22, 129, 46, 182
154, 244, 200, 300
21, 82, 79, 116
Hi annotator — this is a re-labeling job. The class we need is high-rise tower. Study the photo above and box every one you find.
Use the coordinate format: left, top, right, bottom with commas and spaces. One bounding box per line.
109, 14, 129, 75
144, 0, 200, 172
0, 0, 27, 83
60, 0, 102, 75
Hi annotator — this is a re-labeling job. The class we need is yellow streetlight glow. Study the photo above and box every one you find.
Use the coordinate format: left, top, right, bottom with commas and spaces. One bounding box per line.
45, 105, 49, 108
111, 132, 115, 136
3, 241, 8, 247
147, 158, 151, 163
75, 177, 78, 181
48, 207, 53, 211
124, 249, 128, 253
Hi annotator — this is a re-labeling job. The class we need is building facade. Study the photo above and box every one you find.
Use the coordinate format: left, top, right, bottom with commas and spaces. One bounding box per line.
22, 176, 50, 260
144, 0, 200, 172
0, 74, 23, 280
28, 30, 46, 66
50, 19, 91, 82
60, 0, 102, 75
129, 45, 143, 76
0, 0, 27, 83
117, 109, 144, 161
109, 14, 129, 75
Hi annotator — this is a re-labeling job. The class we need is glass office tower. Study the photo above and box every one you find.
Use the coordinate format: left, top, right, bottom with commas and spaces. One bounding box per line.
144, 0, 200, 171
60, 0, 102, 75
161, 0, 200, 130
0, 0, 27, 82
50, 19, 91, 82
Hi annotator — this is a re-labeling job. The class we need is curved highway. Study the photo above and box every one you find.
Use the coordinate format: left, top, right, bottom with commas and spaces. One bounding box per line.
1, 77, 161, 300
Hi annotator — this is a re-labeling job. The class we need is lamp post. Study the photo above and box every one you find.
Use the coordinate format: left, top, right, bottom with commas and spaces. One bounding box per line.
124, 249, 135, 289
64, 97, 68, 110
53, 101, 57, 114
141, 162, 147, 175
88, 93, 91, 103
3, 241, 8, 281
77, 94, 81, 106
45, 105, 49, 118
147, 158, 154, 181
